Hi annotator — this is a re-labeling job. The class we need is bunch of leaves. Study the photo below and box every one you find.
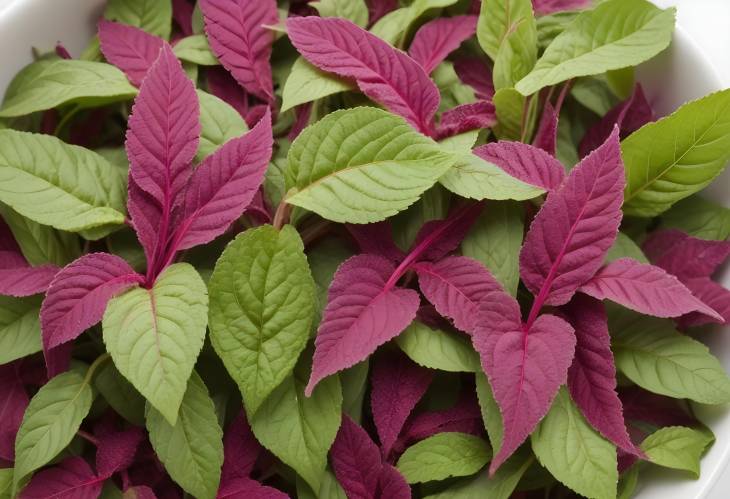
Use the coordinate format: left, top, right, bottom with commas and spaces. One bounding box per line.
1, 0, 730, 498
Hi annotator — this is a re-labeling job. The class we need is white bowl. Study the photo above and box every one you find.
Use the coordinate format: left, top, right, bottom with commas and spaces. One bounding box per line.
0, 0, 728, 497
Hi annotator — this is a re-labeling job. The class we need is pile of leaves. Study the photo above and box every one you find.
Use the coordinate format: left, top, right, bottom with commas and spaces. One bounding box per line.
2, 0, 730, 497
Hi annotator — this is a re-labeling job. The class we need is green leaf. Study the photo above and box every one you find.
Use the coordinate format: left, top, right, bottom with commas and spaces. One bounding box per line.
340, 361, 369, 423
95, 362, 146, 426
173, 35, 218, 65
308, 237, 354, 320
311, 0, 369, 27
249, 354, 342, 492
370, 0, 458, 46
0, 204, 79, 266
622, 89, 730, 217
392, 185, 451, 251
462, 201, 524, 295
281, 58, 355, 113
0, 130, 126, 233
478, 0, 537, 90
208, 225, 316, 415
396, 321, 480, 373
396, 432, 491, 484
493, 88, 525, 140
0, 469, 11, 498
571, 77, 620, 116
0, 60, 137, 117
285, 107, 454, 223
610, 309, 730, 404
605, 231, 648, 264
297, 469, 347, 499
432, 62, 476, 111
531, 387, 617, 499
196, 90, 248, 162
105, 0, 173, 39
640, 426, 713, 477
516, 0, 675, 96
617, 465, 639, 499
0, 296, 42, 365
660, 195, 730, 241
13, 370, 94, 489
146, 371, 223, 499
475, 372, 503, 454
536, 11, 578, 50
103, 263, 209, 425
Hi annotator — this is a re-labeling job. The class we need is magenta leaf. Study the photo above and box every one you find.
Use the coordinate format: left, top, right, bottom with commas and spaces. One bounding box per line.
532, 102, 558, 156
579, 258, 722, 321
563, 295, 642, 456
208, 67, 248, 118
307, 254, 420, 395
680, 278, 730, 327
472, 287, 576, 473
0, 263, 58, 297
643, 229, 730, 281
619, 386, 698, 429
579, 84, 654, 157
410, 202, 484, 262
408, 16, 478, 75
346, 222, 405, 264
221, 412, 262, 483
287, 16, 440, 135
367, 0, 398, 25
20, 457, 104, 499
218, 478, 290, 499
414, 256, 503, 334
171, 110, 273, 251
0, 364, 28, 461
200, 0, 278, 102
453, 57, 494, 101
98, 20, 164, 87
376, 464, 411, 499
40, 253, 143, 355
172, 0, 194, 36
46, 343, 73, 378
126, 178, 163, 266
371, 351, 432, 458
331, 415, 383, 499
435, 101, 497, 140
520, 127, 624, 315
96, 427, 145, 478
532, 0, 591, 15
474, 141, 565, 192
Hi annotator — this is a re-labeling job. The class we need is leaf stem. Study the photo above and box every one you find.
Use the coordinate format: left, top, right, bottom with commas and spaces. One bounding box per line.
83, 352, 111, 386
77, 430, 99, 446
272, 201, 292, 230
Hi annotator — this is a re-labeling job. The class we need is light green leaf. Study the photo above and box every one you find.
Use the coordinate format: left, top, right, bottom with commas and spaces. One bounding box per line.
617, 465, 639, 499
311, 0, 369, 27
478, 0, 537, 90
432, 62, 476, 111
623, 89, 730, 217
660, 195, 730, 241
396, 321, 480, 373
640, 426, 713, 477
0, 60, 137, 117
173, 35, 217, 65
249, 355, 342, 492
0, 469, 11, 498
370, 0, 458, 46
396, 432, 491, 484
391, 185, 450, 251
208, 225, 316, 415
475, 372, 503, 454
610, 309, 730, 404
571, 77, 620, 116
308, 237, 354, 319
95, 362, 146, 426
281, 57, 355, 113
537, 11, 578, 50
0, 130, 126, 233
13, 370, 94, 489
606, 67, 635, 100
340, 361, 369, 423
493, 88, 525, 140
103, 263, 209, 425
146, 371, 223, 499
285, 107, 454, 223
265, 141, 289, 210
605, 232, 648, 264
0, 204, 79, 266
105, 0, 173, 39
196, 90, 248, 162
462, 201, 524, 295
516, 0, 675, 96
531, 387, 618, 499
297, 469, 347, 499
0, 296, 41, 365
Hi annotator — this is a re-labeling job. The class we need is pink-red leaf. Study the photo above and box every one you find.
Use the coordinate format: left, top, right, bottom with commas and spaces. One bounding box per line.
579, 258, 723, 320
453, 57, 494, 101
96, 427, 145, 478
680, 278, 730, 327
331, 415, 382, 499
520, 128, 624, 309
172, 110, 273, 251
643, 229, 730, 281
172, 0, 194, 36
0, 262, 58, 297
472, 289, 576, 473
564, 295, 642, 456
410, 202, 484, 263
127, 178, 163, 266
532, 0, 591, 15
98, 20, 164, 87
40, 253, 143, 355
307, 255, 420, 396
532, 102, 558, 156
208, 67, 248, 118
346, 222, 405, 264
287, 16, 440, 134
371, 351, 432, 458
376, 464, 411, 499
0, 364, 28, 461
435, 101, 497, 140
414, 256, 503, 334
408, 16, 478, 75
367, 0, 398, 25
200, 0, 278, 102
474, 141, 565, 191
218, 478, 289, 499
20, 457, 104, 499
222, 412, 262, 483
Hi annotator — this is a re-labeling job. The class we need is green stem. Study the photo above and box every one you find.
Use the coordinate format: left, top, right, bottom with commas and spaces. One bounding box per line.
83, 352, 111, 386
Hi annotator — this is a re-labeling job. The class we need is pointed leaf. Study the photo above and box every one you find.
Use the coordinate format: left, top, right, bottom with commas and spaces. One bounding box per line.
532, 101, 558, 156
0, 264, 58, 298
104, 0, 173, 39
146, 371, 223, 499
221, 412, 261, 483
532, 0, 590, 16
103, 263, 208, 424
643, 229, 730, 281
208, 225, 316, 414
281, 57, 355, 113
287, 17, 440, 134
0, 296, 42, 365
0, 365, 28, 461
218, 478, 289, 499
330, 414, 381, 499
520, 128, 624, 307
660, 195, 730, 241
98, 20, 164, 86
680, 278, 730, 328
474, 141, 565, 192
606, 232, 648, 264
0, 205, 79, 267
640, 426, 713, 477
396, 321, 481, 373
96, 427, 144, 478
453, 57, 494, 101
94, 356, 146, 427
410, 202, 484, 263
307, 254, 420, 395
196, 89, 248, 162
311, 0, 369, 27
199, 0, 278, 101
376, 464, 410, 499
173, 35, 217, 66
346, 222, 405, 264
409, 16, 478, 75
20, 457, 103, 499
435, 101, 497, 139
